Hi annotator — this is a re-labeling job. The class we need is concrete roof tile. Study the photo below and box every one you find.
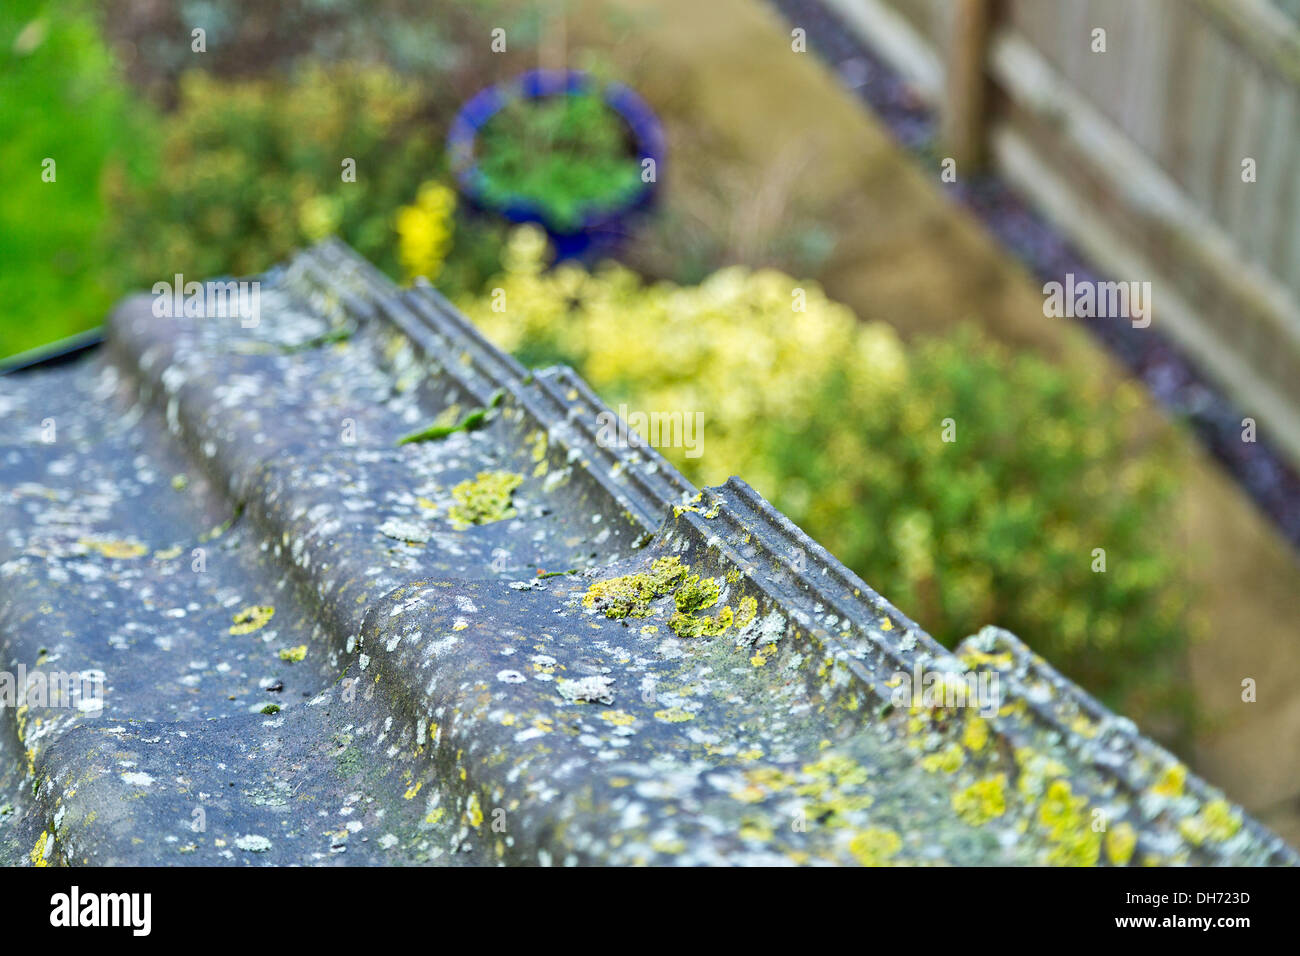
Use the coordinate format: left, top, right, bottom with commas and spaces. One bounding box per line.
1, 241, 1292, 866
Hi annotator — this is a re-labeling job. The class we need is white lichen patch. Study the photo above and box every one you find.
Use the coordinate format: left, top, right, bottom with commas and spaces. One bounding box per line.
379, 517, 432, 544
556, 675, 615, 705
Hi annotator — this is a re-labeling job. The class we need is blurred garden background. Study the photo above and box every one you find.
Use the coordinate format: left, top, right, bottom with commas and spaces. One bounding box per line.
3, 0, 1299, 842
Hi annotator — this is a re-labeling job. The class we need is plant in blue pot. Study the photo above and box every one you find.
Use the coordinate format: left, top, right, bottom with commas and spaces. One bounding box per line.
447, 69, 664, 260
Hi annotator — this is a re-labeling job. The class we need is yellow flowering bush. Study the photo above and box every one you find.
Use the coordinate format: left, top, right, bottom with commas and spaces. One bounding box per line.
396, 182, 457, 282
460, 226, 1192, 732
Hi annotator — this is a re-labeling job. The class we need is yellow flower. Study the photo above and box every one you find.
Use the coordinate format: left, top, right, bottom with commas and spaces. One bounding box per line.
396, 181, 456, 281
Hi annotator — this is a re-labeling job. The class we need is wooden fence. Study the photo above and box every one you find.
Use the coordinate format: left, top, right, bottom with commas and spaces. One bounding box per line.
824, 0, 1300, 467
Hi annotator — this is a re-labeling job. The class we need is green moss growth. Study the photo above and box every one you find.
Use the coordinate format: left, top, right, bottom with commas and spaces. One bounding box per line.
399, 390, 504, 445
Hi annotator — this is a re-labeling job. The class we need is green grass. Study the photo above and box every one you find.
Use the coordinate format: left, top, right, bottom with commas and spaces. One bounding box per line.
0, 0, 156, 359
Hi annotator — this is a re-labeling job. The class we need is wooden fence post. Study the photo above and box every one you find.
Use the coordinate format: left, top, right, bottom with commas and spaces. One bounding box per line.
942, 0, 998, 170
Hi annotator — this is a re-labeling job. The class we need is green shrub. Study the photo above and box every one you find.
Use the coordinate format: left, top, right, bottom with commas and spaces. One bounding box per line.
472, 92, 644, 230
460, 226, 1195, 734
105, 62, 507, 298
106, 64, 428, 284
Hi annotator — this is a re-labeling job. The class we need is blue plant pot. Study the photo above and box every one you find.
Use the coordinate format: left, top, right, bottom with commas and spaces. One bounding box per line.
447, 69, 664, 261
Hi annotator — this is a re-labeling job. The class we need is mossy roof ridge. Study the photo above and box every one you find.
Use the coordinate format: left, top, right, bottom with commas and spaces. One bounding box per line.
0, 240, 1292, 866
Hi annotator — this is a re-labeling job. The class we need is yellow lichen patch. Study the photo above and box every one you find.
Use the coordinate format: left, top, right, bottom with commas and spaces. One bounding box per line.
1069, 714, 1099, 738
582, 556, 737, 638
789, 754, 875, 826
1038, 779, 1101, 866
531, 717, 554, 734
464, 792, 484, 828
738, 817, 774, 842
80, 537, 148, 559
599, 710, 636, 727
528, 430, 549, 477
654, 707, 695, 723
959, 646, 1014, 670
1106, 821, 1138, 866
404, 781, 422, 800
153, 545, 183, 560
1179, 799, 1241, 846
953, 774, 1007, 826
733, 766, 797, 803
922, 743, 964, 775
962, 716, 990, 753
279, 644, 308, 662
670, 603, 732, 639
672, 501, 722, 520
30, 830, 51, 867
848, 828, 902, 866
1152, 763, 1186, 799
735, 595, 758, 631
448, 470, 524, 528
1014, 747, 1069, 800
581, 556, 685, 619
673, 573, 720, 615
229, 605, 275, 635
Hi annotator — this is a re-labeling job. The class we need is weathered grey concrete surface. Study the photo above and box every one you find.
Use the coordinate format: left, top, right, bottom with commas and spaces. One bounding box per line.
0, 241, 1293, 865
